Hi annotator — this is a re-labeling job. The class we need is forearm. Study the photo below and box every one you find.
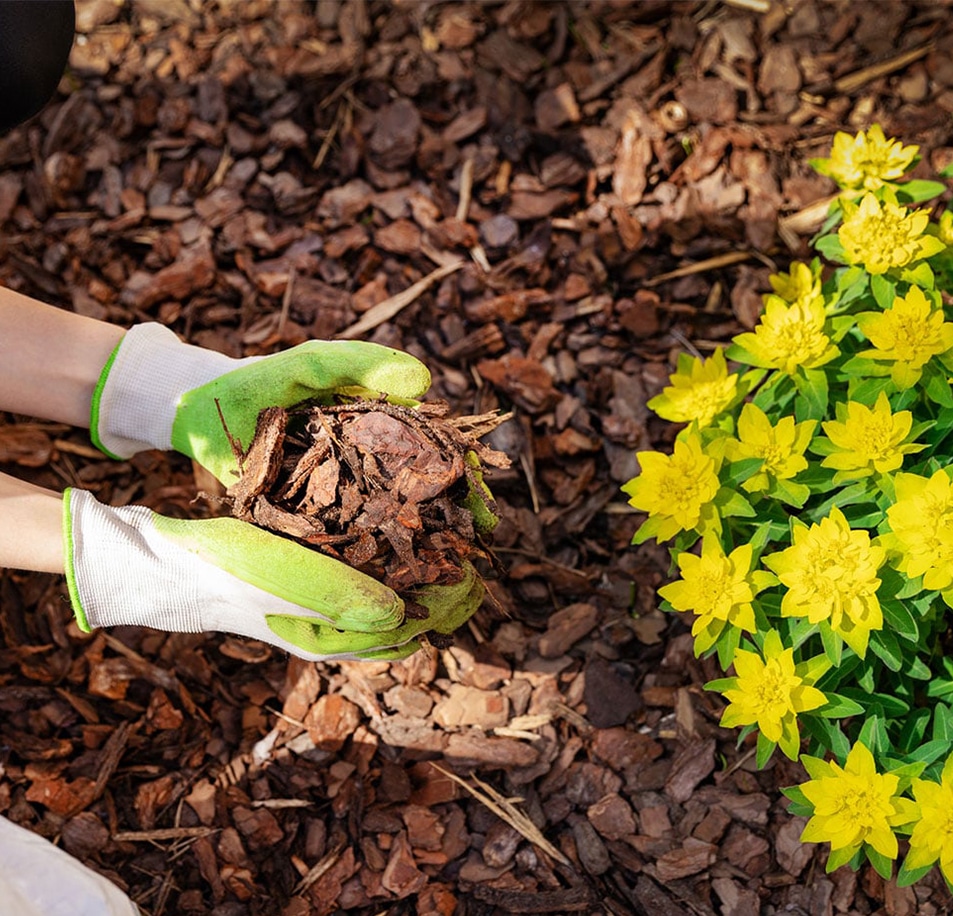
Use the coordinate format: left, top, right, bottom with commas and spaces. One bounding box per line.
0, 472, 64, 573
0, 287, 124, 426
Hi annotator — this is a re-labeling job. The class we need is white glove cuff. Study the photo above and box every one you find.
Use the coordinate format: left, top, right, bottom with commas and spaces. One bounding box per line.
93, 323, 248, 459
65, 488, 206, 632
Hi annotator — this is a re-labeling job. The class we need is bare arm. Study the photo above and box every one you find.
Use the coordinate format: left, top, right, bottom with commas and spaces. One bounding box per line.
0, 287, 124, 571
0, 286, 124, 425
0, 472, 64, 572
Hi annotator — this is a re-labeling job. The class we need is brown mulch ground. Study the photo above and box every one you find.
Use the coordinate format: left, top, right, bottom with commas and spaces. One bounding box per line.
3, 2, 953, 914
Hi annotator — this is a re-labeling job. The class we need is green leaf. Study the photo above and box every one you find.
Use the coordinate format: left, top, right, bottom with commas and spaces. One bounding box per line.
932, 703, 953, 742
826, 843, 862, 873
857, 715, 886, 757
802, 715, 851, 760
807, 481, 873, 522
922, 362, 953, 408
631, 516, 662, 545
868, 630, 904, 672
839, 686, 910, 718
905, 738, 950, 767
793, 367, 829, 421
781, 784, 814, 816
897, 708, 931, 753
866, 845, 895, 881
834, 265, 869, 303
897, 179, 947, 203
814, 693, 865, 719
815, 233, 848, 265
845, 375, 895, 404
785, 616, 817, 652
767, 477, 811, 508
900, 259, 936, 289
723, 457, 766, 488
870, 273, 896, 310
879, 598, 919, 643
716, 623, 741, 672
897, 857, 935, 888
819, 624, 843, 667
756, 731, 776, 769
704, 678, 737, 693
926, 679, 953, 700
907, 655, 933, 680
714, 487, 756, 519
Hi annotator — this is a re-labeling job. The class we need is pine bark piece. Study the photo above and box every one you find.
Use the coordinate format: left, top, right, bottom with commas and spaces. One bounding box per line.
224, 399, 509, 605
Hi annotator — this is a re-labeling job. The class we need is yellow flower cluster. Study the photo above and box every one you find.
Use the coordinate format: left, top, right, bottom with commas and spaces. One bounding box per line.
622, 432, 719, 542
622, 124, 953, 886
718, 630, 826, 760
647, 348, 737, 429
800, 743, 916, 863
811, 124, 919, 192
839, 193, 945, 275
858, 286, 953, 388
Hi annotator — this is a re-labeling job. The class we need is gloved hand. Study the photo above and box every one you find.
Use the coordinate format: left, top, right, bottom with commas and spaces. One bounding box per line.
63, 488, 482, 661
90, 323, 432, 483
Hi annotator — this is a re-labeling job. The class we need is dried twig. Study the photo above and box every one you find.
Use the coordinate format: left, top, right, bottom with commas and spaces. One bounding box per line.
113, 826, 220, 842
294, 843, 347, 895
337, 260, 464, 339
643, 251, 754, 287
834, 43, 934, 94
432, 764, 571, 866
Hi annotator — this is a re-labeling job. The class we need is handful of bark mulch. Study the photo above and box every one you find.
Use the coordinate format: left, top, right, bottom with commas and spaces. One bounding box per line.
222, 398, 511, 612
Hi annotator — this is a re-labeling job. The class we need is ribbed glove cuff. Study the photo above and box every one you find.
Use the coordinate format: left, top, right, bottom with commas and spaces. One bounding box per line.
90, 323, 247, 459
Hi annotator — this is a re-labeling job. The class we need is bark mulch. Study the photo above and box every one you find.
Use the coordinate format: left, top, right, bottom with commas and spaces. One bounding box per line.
2, 2, 953, 914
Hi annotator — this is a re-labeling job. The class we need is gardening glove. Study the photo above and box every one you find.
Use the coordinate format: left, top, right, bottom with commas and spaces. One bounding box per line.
90, 322, 432, 484
267, 561, 485, 661
62, 488, 427, 662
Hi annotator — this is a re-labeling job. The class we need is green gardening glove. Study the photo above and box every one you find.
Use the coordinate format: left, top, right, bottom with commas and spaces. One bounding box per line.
64, 488, 412, 660
64, 488, 484, 661
90, 323, 431, 483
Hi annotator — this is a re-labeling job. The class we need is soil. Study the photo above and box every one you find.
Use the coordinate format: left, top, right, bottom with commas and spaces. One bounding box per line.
2, 1, 953, 914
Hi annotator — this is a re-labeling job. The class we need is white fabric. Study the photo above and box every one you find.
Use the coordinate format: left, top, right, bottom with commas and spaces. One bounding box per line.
0, 817, 139, 916
95, 323, 255, 458
66, 490, 369, 661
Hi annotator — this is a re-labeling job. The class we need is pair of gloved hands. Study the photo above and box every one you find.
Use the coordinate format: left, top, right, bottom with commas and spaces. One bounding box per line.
66, 323, 484, 661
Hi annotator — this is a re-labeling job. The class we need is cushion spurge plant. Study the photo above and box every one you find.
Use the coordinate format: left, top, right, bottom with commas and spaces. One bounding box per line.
623, 125, 953, 887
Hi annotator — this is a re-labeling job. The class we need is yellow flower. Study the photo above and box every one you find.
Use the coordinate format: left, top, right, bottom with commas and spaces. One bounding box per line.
769, 261, 824, 306
718, 630, 826, 759
811, 124, 918, 192
733, 295, 839, 375
724, 403, 815, 492
659, 537, 774, 654
622, 431, 720, 542
858, 286, 953, 388
884, 470, 953, 595
906, 755, 953, 884
648, 348, 737, 429
800, 742, 917, 863
819, 392, 921, 479
838, 192, 946, 275
762, 507, 885, 658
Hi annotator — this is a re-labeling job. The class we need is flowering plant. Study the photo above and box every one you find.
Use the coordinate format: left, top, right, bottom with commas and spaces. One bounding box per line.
625, 126, 953, 886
